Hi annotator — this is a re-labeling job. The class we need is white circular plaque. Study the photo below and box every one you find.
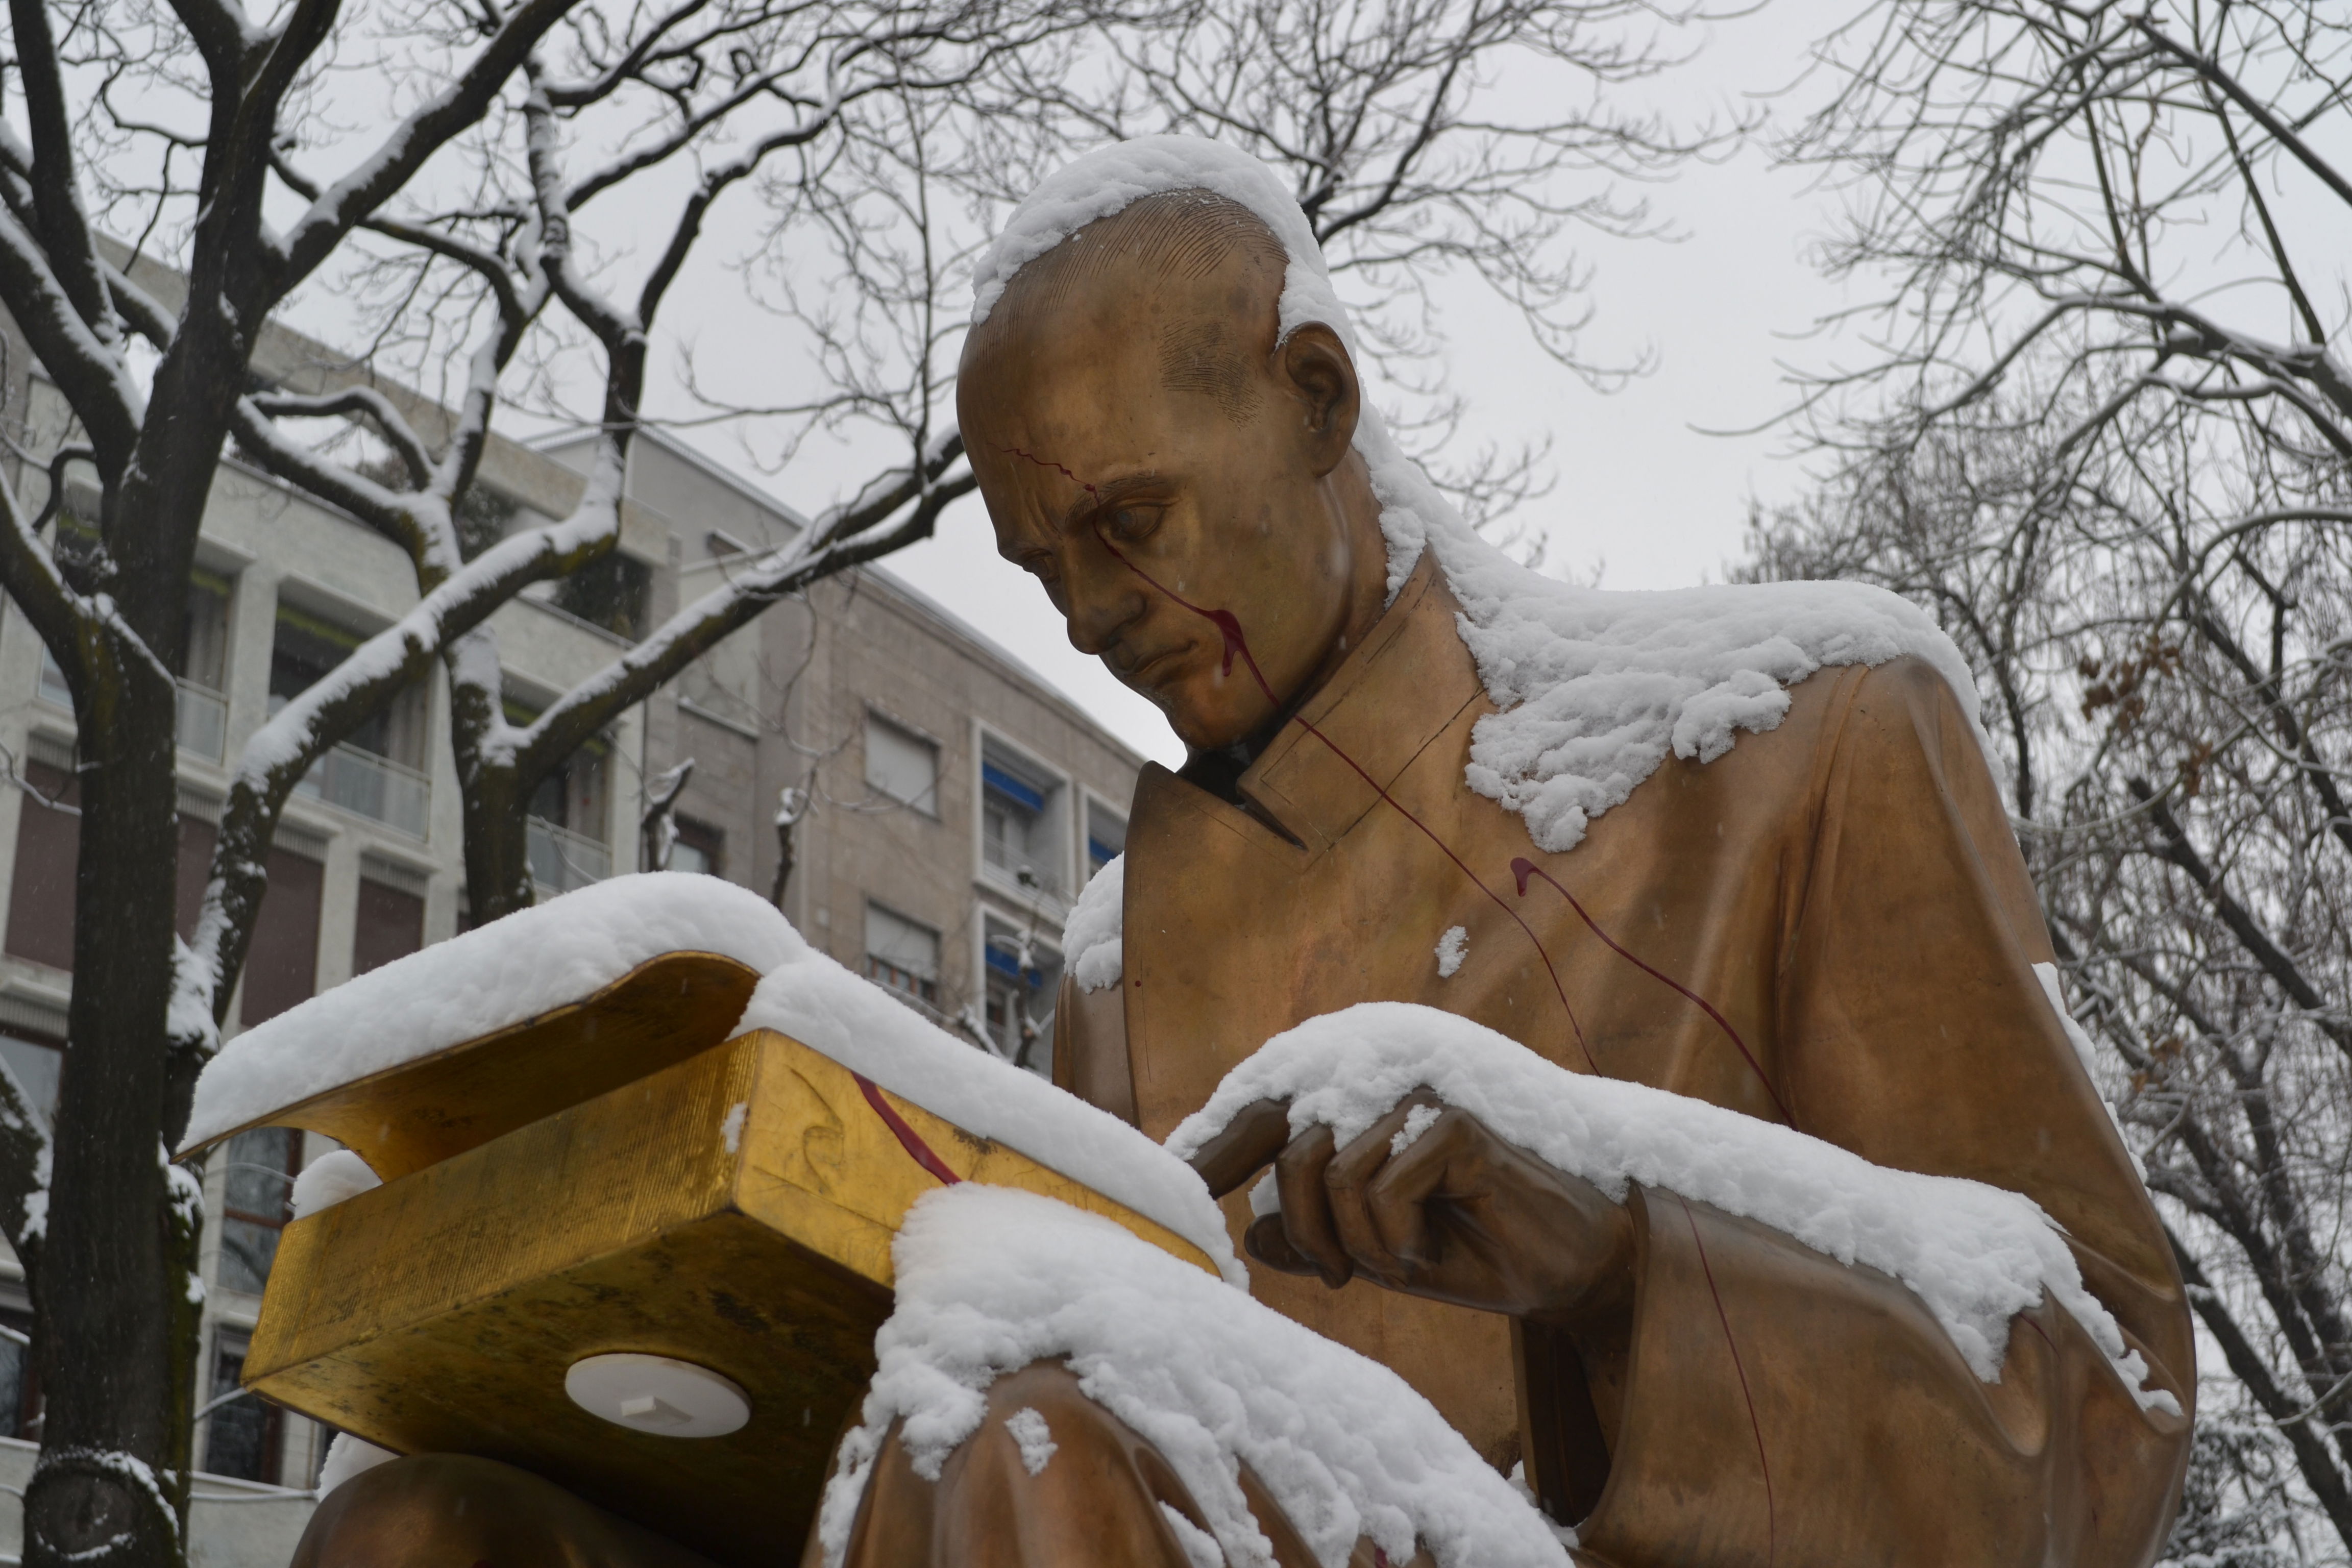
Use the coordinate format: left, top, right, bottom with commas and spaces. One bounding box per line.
565, 1352, 751, 1438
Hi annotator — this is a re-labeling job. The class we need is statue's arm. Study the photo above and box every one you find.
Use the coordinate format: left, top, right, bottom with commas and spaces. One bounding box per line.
1051, 971, 1138, 1126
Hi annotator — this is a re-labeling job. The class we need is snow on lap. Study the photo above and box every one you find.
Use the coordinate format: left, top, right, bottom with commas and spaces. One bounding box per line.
820, 1183, 1574, 1568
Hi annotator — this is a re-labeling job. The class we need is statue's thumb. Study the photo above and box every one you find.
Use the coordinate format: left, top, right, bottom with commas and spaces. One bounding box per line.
1186, 1098, 1293, 1199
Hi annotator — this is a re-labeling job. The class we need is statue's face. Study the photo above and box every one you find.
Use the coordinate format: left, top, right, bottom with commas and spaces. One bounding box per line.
962, 257, 1376, 754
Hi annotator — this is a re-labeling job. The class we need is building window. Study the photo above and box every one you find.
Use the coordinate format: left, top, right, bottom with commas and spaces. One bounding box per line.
864, 903, 941, 1006
352, 872, 426, 977
203, 1329, 281, 1484
239, 847, 323, 1026
550, 552, 651, 640
5, 756, 79, 971
0, 1305, 38, 1439
217, 1126, 298, 1296
980, 741, 1063, 898
982, 918, 1062, 1074
37, 572, 232, 761
513, 693, 614, 893
0, 1030, 61, 1125
864, 717, 939, 815
670, 817, 724, 878
271, 605, 428, 770
271, 603, 431, 836
1087, 802, 1128, 881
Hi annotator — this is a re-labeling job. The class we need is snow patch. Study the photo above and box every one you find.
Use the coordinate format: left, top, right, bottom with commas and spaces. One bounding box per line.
1064, 854, 1124, 994
1166, 1002, 2176, 1413
184, 874, 802, 1149
1004, 1406, 1058, 1476
739, 936, 1241, 1287
316, 1432, 398, 1494
1389, 1104, 1442, 1157
1163, 1503, 1227, 1568
977, 135, 1984, 854
1433, 926, 1467, 979
816, 1185, 1569, 1568
290, 1150, 381, 1220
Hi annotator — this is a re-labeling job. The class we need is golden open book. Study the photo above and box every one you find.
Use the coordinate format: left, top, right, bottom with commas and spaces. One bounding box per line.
194, 953, 1214, 1565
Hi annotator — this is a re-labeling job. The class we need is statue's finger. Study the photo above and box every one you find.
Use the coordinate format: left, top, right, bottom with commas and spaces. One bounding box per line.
1244, 1213, 1317, 1276
1187, 1098, 1294, 1198
1367, 1107, 1477, 1269
1275, 1123, 1353, 1290
1328, 1096, 1438, 1282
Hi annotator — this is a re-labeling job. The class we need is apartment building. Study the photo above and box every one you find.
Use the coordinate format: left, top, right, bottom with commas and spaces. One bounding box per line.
0, 336, 1140, 1553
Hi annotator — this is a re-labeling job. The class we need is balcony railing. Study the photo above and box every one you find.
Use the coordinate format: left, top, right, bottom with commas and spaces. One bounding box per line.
528, 816, 611, 895
296, 745, 430, 837
38, 654, 228, 764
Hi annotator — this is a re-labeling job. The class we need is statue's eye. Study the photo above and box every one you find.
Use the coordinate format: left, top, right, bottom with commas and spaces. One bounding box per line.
1104, 505, 1161, 543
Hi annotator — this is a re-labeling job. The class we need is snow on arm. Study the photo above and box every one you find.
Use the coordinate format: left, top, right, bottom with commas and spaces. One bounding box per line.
1165, 1002, 2177, 1413
739, 947, 1242, 1287
818, 1184, 1571, 1568
1063, 853, 1124, 993
183, 873, 802, 1148
976, 136, 1989, 855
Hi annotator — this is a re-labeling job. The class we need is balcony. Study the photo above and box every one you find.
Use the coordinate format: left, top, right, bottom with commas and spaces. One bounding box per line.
38, 653, 229, 763
296, 745, 430, 837
528, 816, 610, 895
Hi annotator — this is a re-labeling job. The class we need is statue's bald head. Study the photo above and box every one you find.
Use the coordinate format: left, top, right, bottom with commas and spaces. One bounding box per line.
961, 184, 1387, 756
963, 189, 1293, 425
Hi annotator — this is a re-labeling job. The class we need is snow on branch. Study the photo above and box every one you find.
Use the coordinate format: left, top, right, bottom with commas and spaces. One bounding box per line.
0, 206, 143, 466
250, 388, 434, 488
274, 0, 581, 288
508, 431, 969, 777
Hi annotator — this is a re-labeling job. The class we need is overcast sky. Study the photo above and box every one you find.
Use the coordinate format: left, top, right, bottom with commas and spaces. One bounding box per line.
583, 0, 1866, 769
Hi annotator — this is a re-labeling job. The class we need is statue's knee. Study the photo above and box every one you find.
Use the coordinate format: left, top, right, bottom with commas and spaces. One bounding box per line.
292, 1453, 716, 1568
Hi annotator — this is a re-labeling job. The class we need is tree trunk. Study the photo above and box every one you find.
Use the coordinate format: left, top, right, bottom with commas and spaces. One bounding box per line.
25, 651, 189, 1568
460, 759, 536, 926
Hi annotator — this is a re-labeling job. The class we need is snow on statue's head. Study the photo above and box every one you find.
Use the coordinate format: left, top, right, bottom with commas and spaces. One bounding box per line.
960, 136, 1454, 758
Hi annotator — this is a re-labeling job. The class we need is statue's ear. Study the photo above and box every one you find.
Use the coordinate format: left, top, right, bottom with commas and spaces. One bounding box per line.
1279, 325, 1360, 479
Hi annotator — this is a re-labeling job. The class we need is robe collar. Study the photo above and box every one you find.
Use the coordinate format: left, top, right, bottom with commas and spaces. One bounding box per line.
1219, 552, 1489, 858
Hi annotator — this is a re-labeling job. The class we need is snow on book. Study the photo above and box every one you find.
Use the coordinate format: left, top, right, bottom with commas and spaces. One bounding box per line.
179, 875, 1234, 1565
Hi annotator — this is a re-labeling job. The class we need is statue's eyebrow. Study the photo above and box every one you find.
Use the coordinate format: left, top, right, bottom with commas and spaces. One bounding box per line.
1054, 471, 1165, 535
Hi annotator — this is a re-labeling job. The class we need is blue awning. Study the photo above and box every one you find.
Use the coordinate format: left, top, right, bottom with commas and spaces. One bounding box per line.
983, 763, 1047, 813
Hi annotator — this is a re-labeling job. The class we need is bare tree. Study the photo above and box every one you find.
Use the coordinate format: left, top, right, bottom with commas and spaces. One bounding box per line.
1752, 3, 2351, 1548
0, 0, 708, 1549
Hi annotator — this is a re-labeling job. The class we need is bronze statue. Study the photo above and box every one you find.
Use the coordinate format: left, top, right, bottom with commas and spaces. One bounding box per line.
291, 156, 2192, 1567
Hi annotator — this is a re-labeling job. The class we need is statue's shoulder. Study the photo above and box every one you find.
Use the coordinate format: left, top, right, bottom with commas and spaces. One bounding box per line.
1434, 555, 1987, 856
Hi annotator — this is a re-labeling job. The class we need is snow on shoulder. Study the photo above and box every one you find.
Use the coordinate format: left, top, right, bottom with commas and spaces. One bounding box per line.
1063, 854, 1123, 993
818, 1184, 1572, 1568
1166, 1002, 2178, 1414
976, 134, 1986, 855
738, 943, 1241, 1287
184, 873, 799, 1149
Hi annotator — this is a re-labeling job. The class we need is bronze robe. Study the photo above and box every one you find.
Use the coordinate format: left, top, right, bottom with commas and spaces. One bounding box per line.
1050, 555, 2191, 1566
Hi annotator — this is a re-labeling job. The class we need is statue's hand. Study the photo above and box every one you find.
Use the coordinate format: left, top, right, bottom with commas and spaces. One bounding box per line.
1185, 1091, 1634, 1324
